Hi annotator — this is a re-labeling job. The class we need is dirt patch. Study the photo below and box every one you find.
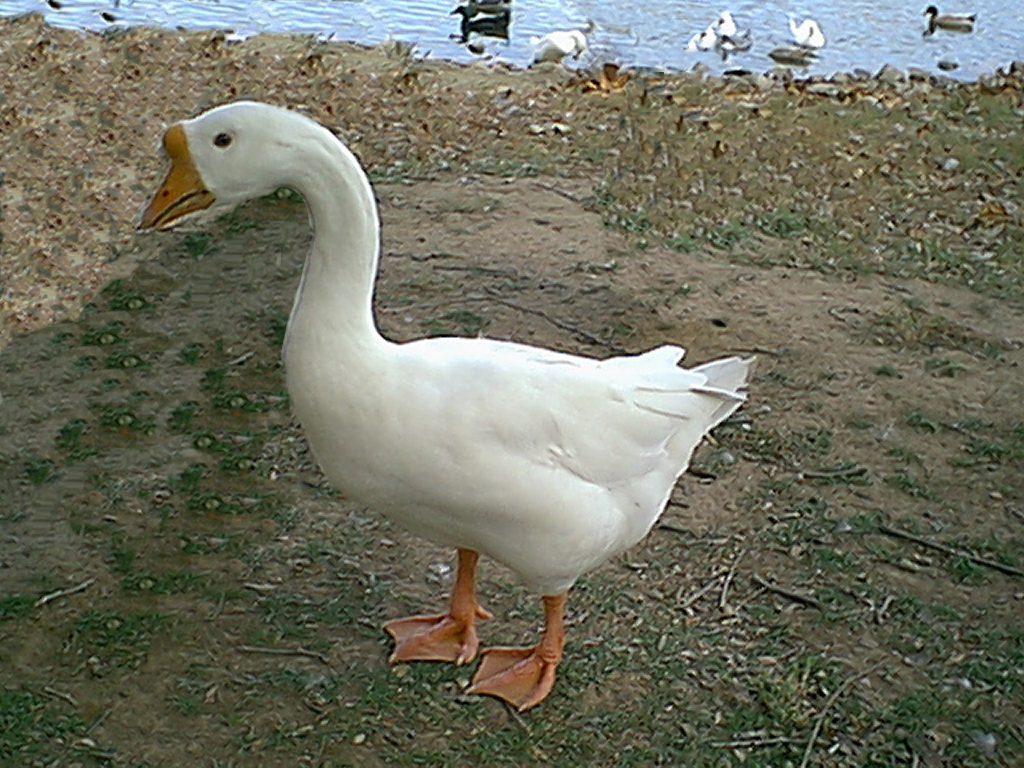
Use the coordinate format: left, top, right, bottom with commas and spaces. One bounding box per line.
1, 14, 1022, 768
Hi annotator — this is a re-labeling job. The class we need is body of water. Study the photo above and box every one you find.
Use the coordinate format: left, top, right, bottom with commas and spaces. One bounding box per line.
2, 0, 1022, 80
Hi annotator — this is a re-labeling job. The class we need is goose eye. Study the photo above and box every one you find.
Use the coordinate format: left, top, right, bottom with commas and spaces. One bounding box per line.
213, 132, 232, 148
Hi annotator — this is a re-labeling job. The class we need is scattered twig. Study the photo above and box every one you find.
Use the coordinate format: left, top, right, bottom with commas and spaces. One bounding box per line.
481, 288, 624, 351
732, 345, 784, 357
752, 574, 824, 610
42, 686, 78, 707
872, 594, 894, 625
801, 465, 867, 480
713, 735, 793, 749
86, 705, 116, 734
432, 264, 518, 277
227, 350, 255, 366
720, 547, 749, 610
207, 591, 227, 620
35, 577, 96, 608
798, 661, 886, 768
236, 645, 333, 668
657, 520, 693, 536
878, 524, 1024, 578
677, 571, 724, 611
532, 180, 585, 203
688, 467, 719, 480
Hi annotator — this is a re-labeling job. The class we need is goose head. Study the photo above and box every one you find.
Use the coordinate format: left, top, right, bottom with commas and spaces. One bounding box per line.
139, 101, 310, 230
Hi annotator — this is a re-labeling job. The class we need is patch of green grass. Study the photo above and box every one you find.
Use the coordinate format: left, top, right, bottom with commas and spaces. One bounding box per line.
168, 400, 201, 432
707, 221, 748, 249
72, 354, 98, 371
886, 470, 939, 501
101, 278, 154, 312
49, 331, 76, 348
80, 320, 126, 347
721, 424, 833, 465
200, 365, 229, 392
211, 390, 269, 414
97, 406, 155, 435
102, 348, 148, 370
21, 454, 56, 485
69, 610, 169, 668
906, 409, 942, 433
121, 570, 204, 595
664, 233, 698, 253
55, 418, 89, 454
0, 594, 36, 623
886, 444, 921, 464
178, 342, 206, 365
757, 207, 809, 238
182, 231, 215, 259
925, 357, 966, 377
426, 309, 489, 337
220, 208, 259, 236
959, 430, 1024, 466
872, 363, 900, 377
0, 689, 87, 762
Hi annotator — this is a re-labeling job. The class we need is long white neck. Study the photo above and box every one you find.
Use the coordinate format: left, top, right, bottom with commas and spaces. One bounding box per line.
282, 126, 387, 357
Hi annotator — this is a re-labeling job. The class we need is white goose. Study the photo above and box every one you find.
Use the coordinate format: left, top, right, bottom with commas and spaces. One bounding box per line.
139, 101, 752, 711
530, 26, 589, 64
789, 15, 826, 48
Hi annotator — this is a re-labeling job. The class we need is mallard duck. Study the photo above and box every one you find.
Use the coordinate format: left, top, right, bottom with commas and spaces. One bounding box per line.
768, 44, 817, 66
530, 27, 589, 64
716, 29, 753, 56
138, 101, 752, 712
451, 5, 511, 43
923, 5, 976, 35
788, 15, 826, 48
457, 0, 512, 15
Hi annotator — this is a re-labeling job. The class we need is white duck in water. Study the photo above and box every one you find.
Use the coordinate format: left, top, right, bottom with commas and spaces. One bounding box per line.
789, 15, 826, 48
139, 101, 752, 711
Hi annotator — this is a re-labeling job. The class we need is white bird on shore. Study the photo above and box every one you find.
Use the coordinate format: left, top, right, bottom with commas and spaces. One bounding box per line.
789, 15, 826, 48
138, 101, 752, 712
923, 5, 976, 35
530, 25, 590, 63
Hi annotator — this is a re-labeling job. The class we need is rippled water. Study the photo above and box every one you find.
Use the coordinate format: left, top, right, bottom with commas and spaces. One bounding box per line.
3, 0, 1022, 80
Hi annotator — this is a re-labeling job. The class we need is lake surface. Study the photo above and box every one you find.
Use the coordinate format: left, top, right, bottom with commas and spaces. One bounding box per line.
2, 0, 1022, 80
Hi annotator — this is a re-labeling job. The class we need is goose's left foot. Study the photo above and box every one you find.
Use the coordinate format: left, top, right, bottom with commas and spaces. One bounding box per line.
385, 548, 489, 666
468, 593, 566, 711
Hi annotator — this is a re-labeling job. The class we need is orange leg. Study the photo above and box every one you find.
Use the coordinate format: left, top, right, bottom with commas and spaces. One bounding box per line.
384, 548, 491, 666
468, 593, 566, 712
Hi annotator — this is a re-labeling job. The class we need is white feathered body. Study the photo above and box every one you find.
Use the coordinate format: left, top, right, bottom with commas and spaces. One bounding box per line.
531, 30, 588, 63
157, 101, 751, 599
789, 16, 826, 48
285, 324, 748, 595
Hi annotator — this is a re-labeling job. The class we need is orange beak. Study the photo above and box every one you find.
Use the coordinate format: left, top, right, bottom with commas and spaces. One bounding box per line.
138, 124, 215, 230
